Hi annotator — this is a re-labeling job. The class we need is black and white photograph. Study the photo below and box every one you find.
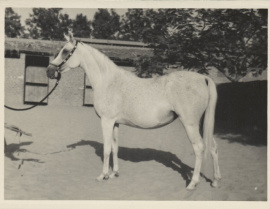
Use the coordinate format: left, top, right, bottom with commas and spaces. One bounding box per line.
1, 0, 269, 208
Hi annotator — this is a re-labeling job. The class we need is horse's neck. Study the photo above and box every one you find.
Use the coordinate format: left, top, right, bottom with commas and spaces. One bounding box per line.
79, 44, 119, 89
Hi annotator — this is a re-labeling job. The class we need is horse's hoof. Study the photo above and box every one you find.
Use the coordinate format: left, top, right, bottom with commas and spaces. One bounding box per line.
211, 180, 220, 188
96, 176, 103, 182
109, 171, 119, 179
114, 171, 120, 177
96, 173, 109, 182
186, 185, 196, 191
186, 181, 199, 191
103, 174, 109, 180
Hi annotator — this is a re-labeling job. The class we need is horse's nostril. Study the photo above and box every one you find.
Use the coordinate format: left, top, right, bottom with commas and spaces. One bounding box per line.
46, 68, 53, 78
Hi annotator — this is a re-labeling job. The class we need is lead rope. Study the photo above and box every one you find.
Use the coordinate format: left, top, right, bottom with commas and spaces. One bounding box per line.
4, 72, 61, 111
16, 147, 75, 170
22, 147, 75, 156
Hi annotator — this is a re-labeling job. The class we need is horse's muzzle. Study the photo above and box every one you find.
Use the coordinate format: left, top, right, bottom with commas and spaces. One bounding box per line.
47, 65, 60, 79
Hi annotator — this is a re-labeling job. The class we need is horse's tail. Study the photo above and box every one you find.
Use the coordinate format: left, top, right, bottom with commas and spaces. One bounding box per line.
203, 77, 217, 159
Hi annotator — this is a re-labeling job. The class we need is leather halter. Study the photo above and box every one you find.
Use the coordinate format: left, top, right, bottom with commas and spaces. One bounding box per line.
49, 40, 79, 70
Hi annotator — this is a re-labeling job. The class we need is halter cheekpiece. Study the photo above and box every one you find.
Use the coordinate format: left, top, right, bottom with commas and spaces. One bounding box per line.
49, 40, 79, 70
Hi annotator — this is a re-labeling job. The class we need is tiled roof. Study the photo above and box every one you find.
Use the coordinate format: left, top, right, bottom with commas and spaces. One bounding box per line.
5, 38, 153, 60
75, 37, 149, 48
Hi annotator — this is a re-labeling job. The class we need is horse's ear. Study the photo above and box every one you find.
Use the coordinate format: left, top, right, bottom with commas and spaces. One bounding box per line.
64, 31, 74, 43
67, 30, 75, 43
64, 33, 70, 42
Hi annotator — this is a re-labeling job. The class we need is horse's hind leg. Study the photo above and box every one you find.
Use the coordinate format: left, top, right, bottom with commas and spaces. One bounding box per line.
183, 123, 204, 190
210, 137, 222, 187
96, 117, 115, 181
110, 123, 120, 178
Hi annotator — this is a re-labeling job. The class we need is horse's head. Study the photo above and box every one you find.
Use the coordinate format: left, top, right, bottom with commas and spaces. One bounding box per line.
47, 31, 81, 79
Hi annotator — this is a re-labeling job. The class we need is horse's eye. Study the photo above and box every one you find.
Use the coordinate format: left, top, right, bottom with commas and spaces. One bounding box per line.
62, 49, 69, 55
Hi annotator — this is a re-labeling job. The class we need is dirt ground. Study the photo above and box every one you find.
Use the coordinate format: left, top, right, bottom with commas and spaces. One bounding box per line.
4, 105, 267, 201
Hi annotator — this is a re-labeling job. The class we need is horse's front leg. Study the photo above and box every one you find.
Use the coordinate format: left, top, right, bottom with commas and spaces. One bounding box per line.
96, 117, 115, 181
110, 123, 120, 178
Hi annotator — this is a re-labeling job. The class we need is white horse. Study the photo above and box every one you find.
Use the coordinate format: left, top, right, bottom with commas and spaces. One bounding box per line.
47, 31, 221, 190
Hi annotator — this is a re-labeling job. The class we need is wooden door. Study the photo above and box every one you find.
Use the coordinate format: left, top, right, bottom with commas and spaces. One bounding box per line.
24, 55, 49, 105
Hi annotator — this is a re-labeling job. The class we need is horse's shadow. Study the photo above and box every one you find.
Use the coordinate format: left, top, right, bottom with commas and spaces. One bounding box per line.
67, 140, 211, 186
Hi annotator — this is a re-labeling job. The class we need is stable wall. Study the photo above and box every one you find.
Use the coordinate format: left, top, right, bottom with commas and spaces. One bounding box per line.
5, 54, 26, 107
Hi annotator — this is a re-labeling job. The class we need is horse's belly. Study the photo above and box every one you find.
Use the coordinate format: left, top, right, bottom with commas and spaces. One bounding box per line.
117, 107, 177, 129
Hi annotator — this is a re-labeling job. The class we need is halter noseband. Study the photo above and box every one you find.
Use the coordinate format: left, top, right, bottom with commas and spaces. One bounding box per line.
49, 40, 79, 70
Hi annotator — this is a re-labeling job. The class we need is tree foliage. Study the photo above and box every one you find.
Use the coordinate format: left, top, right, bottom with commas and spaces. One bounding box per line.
5, 8, 24, 38
8, 8, 267, 82
92, 9, 120, 39
121, 9, 267, 81
72, 14, 92, 38
187, 9, 268, 82
119, 9, 149, 41
25, 8, 72, 40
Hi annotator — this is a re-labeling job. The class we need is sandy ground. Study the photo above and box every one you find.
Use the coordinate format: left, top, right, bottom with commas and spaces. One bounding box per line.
4, 105, 267, 200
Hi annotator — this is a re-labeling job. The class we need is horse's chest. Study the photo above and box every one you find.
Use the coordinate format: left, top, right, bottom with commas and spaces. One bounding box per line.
93, 90, 122, 118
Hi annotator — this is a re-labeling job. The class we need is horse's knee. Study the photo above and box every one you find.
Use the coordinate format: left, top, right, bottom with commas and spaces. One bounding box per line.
193, 141, 204, 158
112, 144, 118, 153
103, 147, 111, 158
112, 150, 118, 157
198, 141, 204, 152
